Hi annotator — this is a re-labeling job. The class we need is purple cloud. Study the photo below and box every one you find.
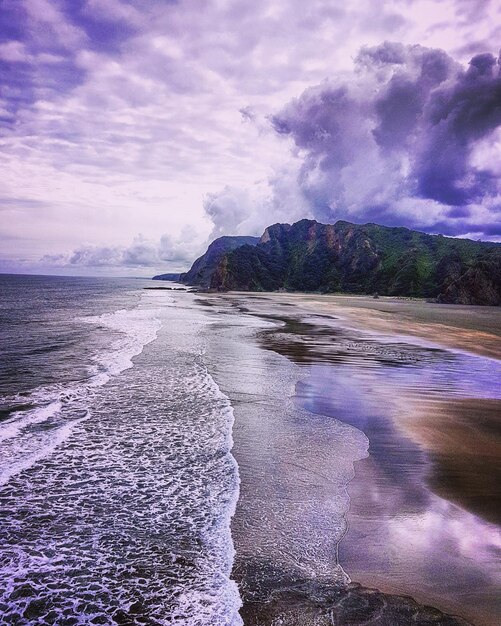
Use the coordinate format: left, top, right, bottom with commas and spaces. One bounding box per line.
416, 52, 501, 205
269, 43, 501, 239
27, 231, 203, 275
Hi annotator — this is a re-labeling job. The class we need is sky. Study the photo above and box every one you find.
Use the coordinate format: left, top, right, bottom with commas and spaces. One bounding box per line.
1, 0, 500, 276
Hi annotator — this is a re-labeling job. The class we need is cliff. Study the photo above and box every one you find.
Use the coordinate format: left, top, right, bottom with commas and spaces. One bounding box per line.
209, 219, 501, 305
179, 235, 260, 287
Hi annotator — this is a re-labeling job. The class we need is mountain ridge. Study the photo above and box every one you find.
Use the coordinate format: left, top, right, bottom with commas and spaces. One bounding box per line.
209, 219, 501, 305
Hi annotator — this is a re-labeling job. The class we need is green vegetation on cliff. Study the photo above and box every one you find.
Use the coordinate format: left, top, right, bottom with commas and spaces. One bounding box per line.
180, 235, 260, 287
209, 220, 501, 305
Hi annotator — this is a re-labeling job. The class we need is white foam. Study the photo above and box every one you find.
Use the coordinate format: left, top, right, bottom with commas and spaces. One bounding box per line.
0, 295, 244, 624
0, 399, 62, 443
0, 414, 88, 488
82, 305, 162, 377
193, 362, 243, 626
0, 298, 162, 488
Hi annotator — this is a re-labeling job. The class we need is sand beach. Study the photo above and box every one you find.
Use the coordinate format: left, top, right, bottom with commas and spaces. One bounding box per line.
198, 292, 501, 626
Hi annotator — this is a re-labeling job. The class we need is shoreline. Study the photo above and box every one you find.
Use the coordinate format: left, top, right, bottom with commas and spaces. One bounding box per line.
239, 581, 472, 626
198, 292, 500, 626
228, 291, 501, 360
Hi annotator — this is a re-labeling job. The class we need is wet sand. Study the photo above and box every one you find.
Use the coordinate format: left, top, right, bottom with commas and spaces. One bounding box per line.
202, 292, 500, 626
235, 292, 501, 360
240, 580, 472, 626
402, 398, 501, 526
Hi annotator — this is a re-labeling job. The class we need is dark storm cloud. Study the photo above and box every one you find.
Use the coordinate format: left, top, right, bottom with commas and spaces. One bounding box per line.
370, 45, 457, 152
416, 52, 501, 205
270, 43, 501, 238
427, 219, 501, 238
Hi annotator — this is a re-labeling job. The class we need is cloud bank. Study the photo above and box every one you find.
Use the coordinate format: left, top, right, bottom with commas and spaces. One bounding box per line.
1, 1, 500, 273
0, 230, 205, 277
262, 43, 501, 239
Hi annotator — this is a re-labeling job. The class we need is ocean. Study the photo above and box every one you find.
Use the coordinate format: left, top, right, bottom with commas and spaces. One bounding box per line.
1, 275, 500, 626
0, 275, 241, 625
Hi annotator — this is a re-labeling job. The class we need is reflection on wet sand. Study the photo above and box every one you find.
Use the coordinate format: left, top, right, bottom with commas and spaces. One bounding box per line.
200, 313, 367, 599
402, 398, 501, 525
217, 293, 501, 626
296, 366, 501, 626
252, 292, 501, 360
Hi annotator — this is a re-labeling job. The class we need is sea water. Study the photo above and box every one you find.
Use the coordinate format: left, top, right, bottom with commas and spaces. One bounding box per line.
8, 277, 494, 626
0, 275, 241, 625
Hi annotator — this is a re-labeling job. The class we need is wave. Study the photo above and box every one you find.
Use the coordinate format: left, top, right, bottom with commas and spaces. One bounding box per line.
161, 360, 243, 625
0, 300, 162, 488
0, 305, 244, 625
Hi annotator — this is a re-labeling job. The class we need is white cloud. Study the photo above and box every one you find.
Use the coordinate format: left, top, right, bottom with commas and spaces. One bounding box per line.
0, 41, 31, 63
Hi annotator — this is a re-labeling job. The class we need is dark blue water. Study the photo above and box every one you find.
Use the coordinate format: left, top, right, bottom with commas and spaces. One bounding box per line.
0, 274, 144, 402
0, 274, 242, 625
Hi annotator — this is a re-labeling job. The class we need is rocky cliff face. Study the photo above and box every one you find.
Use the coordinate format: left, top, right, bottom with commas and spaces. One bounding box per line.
438, 256, 501, 305
209, 219, 501, 305
179, 235, 260, 287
